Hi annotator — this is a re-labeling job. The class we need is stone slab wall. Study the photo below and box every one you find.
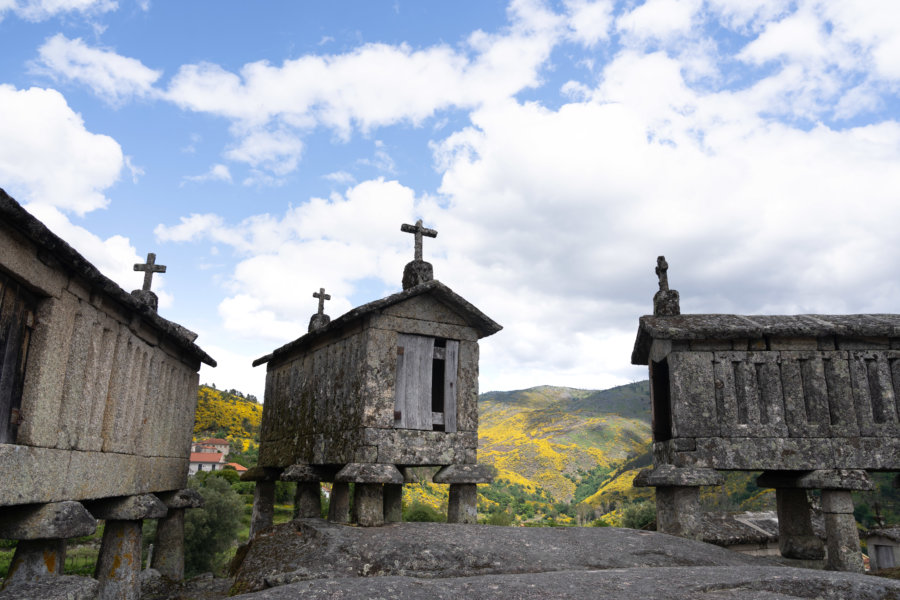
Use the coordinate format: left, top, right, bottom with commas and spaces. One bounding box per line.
657, 348, 900, 471
258, 300, 482, 469
0, 222, 202, 507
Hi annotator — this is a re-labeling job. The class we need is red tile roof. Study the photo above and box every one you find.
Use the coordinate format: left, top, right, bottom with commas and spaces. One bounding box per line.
197, 438, 229, 445
224, 462, 248, 472
190, 452, 224, 463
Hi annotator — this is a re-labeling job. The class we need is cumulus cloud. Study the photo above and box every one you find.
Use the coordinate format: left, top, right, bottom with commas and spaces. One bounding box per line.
181, 164, 233, 185
1, 0, 116, 22
0, 85, 123, 214
34, 34, 162, 105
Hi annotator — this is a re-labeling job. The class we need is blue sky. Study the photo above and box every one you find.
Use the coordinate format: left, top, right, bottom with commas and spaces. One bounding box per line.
2, 0, 900, 399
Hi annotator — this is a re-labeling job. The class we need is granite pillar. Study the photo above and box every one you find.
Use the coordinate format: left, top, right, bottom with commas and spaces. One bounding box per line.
447, 483, 478, 524
2, 539, 65, 587
293, 482, 322, 519
95, 519, 142, 600
152, 489, 203, 581
822, 490, 863, 573
328, 482, 351, 524
249, 481, 276, 538
775, 488, 825, 559
354, 483, 384, 527
383, 483, 403, 523
655, 487, 703, 538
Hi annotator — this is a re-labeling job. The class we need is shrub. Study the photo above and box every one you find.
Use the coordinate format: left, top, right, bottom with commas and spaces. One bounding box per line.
622, 501, 656, 530
184, 475, 244, 576
403, 502, 445, 522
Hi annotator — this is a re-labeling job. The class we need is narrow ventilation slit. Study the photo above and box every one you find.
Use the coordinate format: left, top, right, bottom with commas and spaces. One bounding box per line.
865, 359, 887, 424
755, 362, 769, 424
823, 358, 840, 426
733, 361, 749, 424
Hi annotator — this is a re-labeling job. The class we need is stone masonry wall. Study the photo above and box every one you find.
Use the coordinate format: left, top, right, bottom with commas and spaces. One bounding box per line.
0, 221, 201, 507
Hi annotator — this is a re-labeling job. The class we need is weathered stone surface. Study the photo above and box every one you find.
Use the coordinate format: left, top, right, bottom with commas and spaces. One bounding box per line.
433, 464, 494, 484
86, 493, 167, 520
327, 482, 350, 524
0, 500, 96, 539
232, 566, 900, 600
354, 483, 384, 527
447, 484, 477, 524
249, 481, 275, 538
152, 508, 186, 581
2, 538, 65, 586
632, 465, 723, 487
0, 574, 98, 600
774, 488, 825, 560
402, 260, 435, 290
655, 486, 704, 539
156, 488, 203, 509
292, 482, 321, 519
227, 520, 899, 598
667, 352, 718, 437
95, 519, 142, 600
240, 466, 282, 482
335, 463, 402, 484
822, 490, 864, 573
281, 464, 327, 482
757, 469, 873, 491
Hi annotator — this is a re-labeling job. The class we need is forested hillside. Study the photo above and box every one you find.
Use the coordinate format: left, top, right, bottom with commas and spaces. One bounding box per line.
190, 381, 898, 529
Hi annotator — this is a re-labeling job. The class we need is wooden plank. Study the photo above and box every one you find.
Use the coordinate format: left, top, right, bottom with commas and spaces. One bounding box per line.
395, 334, 433, 430
444, 340, 458, 433
0, 274, 34, 445
393, 344, 407, 427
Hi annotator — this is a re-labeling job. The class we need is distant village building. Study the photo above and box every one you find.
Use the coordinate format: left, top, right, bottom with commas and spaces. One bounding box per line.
632, 256, 900, 573
698, 510, 825, 558
0, 189, 215, 598
188, 451, 226, 475
192, 437, 230, 454
246, 219, 501, 531
866, 527, 900, 571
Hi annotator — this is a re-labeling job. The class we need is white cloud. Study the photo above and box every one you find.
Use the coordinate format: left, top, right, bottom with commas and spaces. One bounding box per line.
181, 163, 233, 185
565, 0, 613, 47
224, 128, 303, 176
0, 85, 123, 215
2, 0, 116, 22
34, 34, 162, 105
616, 0, 703, 43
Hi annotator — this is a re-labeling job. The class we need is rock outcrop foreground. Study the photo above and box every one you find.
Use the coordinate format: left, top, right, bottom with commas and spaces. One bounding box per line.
230, 519, 900, 599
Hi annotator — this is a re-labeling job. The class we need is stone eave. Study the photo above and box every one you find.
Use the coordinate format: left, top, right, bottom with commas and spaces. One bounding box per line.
253, 279, 502, 367
631, 313, 900, 365
0, 188, 216, 367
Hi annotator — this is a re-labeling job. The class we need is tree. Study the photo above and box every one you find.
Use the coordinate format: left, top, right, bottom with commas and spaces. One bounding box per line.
184, 475, 244, 576
622, 501, 656, 530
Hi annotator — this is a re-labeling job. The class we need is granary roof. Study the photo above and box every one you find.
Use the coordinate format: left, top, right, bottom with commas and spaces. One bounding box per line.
0, 188, 216, 367
253, 278, 502, 366
866, 527, 900, 543
698, 510, 825, 547
632, 313, 900, 365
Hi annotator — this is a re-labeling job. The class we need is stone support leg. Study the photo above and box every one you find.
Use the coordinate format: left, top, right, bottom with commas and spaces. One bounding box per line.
355, 483, 384, 527
95, 519, 142, 600
821, 490, 863, 572
383, 483, 403, 523
655, 486, 703, 539
2, 538, 65, 588
152, 508, 185, 580
328, 481, 350, 524
293, 482, 322, 519
249, 481, 276, 538
447, 483, 478, 524
775, 488, 825, 559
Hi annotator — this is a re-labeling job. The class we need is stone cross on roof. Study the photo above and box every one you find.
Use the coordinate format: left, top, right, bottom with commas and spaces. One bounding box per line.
308, 287, 332, 333
400, 219, 437, 262
134, 253, 166, 292
313, 288, 331, 315
656, 256, 669, 292
653, 255, 680, 317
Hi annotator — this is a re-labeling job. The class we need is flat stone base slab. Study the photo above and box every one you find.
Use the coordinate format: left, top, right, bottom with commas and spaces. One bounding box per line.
229, 520, 898, 598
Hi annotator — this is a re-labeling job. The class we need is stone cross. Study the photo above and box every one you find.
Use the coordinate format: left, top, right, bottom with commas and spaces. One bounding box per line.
400, 219, 437, 261
313, 288, 331, 315
134, 253, 167, 292
656, 256, 669, 292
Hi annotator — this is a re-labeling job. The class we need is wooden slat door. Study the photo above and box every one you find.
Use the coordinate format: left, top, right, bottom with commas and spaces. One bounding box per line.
443, 340, 458, 433
394, 334, 434, 430
0, 270, 36, 444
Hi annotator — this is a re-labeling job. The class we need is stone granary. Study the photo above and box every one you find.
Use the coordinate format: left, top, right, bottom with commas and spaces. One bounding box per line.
246, 219, 500, 530
0, 189, 215, 599
632, 256, 900, 573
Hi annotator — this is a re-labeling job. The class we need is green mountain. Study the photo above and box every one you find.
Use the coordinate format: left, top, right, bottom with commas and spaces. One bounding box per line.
477, 382, 652, 503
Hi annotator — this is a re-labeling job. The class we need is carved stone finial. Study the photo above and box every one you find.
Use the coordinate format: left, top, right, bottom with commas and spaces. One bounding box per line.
309, 288, 332, 332
652, 255, 680, 317
400, 219, 438, 290
132, 252, 167, 311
